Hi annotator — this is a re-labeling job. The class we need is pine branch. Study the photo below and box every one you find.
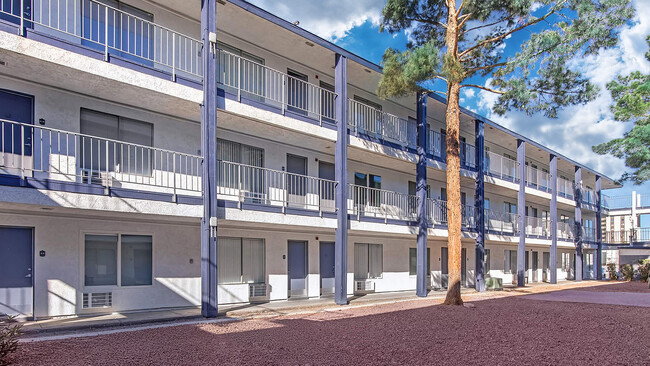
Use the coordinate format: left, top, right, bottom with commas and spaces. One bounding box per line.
465, 61, 509, 73
460, 15, 515, 37
460, 84, 504, 94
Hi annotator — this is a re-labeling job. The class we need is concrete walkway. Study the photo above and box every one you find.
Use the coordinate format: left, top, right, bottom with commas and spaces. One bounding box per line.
19, 281, 615, 336
523, 289, 650, 307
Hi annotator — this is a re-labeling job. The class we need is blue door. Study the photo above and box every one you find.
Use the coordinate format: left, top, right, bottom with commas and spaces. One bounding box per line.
319, 242, 335, 295
288, 241, 307, 298
0, 227, 33, 317
0, 89, 34, 156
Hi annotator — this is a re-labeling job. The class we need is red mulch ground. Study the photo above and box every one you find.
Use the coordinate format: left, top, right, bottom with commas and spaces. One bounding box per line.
10, 282, 650, 366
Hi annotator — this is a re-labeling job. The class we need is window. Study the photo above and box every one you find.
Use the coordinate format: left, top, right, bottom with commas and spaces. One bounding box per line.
80, 109, 153, 176
504, 250, 517, 274
561, 252, 573, 271
485, 249, 491, 274
218, 237, 265, 284
485, 199, 491, 211
121, 235, 153, 286
409, 248, 431, 276
354, 243, 383, 279
354, 172, 382, 207
504, 202, 517, 222
217, 138, 264, 197
84, 234, 152, 287
441, 188, 447, 201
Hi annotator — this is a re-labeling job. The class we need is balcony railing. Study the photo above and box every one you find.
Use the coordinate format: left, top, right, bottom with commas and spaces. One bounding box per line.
581, 186, 597, 207
641, 195, 650, 208
557, 177, 574, 199
605, 228, 650, 244
557, 221, 574, 240
0, 0, 203, 80
526, 166, 551, 192
347, 100, 409, 146
525, 216, 551, 237
427, 130, 444, 159
218, 161, 337, 213
603, 195, 628, 210
0, 119, 202, 195
582, 226, 596, 242
484, 151, 518, 182
348, 184, 417, 221
217, 49, 337, 123
426, 198, 475, 228
484, 209, 519, 234
460, 141, 476, 170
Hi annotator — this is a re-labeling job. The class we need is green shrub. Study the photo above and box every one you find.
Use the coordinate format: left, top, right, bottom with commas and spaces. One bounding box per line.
0, 316, 22, 366
639, 260, 650, 283
607, 263, 618, 280
620, 264, 636, 281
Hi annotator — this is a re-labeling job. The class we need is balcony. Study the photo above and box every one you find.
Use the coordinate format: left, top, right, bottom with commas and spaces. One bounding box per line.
218, 160, 337, 214
557, 177, 574, 200
484, 151, 518, 183
605, 228, 650, 244
347, 99, 410, 146
348, 184, 417, 222
525, 216, 551, 238
217, 49, 337, 124
426, 198, 475, 228
0, 0, 203, 82
484, 209, 519, 234
0, 119, 202, 199
525, 165, 551, 192
557, 222, 574, 241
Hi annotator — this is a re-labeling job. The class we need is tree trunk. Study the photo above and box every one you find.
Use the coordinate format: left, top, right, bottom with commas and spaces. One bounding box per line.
443, 0, 463, 306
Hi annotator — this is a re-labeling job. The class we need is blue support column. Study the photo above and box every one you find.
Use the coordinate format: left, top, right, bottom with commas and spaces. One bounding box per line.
517, 139, 526, 287
200, 0, 218, 318
549, 154, 558, 284
596, 175, 602, 280
574, 167, 583, 281
416, 92, 428, 297
334, 53, 349, 305
474, 119, 486, 292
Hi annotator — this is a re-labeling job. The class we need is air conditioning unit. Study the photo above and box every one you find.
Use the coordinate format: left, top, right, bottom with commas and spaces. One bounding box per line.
354, 280, 375, 293
249, 283, 268, 301
82, 292, 112, 308
81, 169, 113, 186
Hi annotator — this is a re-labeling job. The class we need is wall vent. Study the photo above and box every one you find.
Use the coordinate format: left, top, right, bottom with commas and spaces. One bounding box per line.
83, 292, 113, 308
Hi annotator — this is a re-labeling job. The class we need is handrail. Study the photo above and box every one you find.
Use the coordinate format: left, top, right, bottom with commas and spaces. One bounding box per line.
526, 165, 551, 192
484, 209, 519, 234
0, 119, 202, 194
217, 48, 337, 122
484, 151, 519, 182
348, 184, 417, 221
1, 0, 203, 79
347, 99, 409, 146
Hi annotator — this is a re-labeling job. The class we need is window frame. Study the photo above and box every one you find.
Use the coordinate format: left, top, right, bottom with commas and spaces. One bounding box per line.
408, 247, 431, 276
354, 243, 383, 280
82, 231, 155, 289
217, 237, 266, 285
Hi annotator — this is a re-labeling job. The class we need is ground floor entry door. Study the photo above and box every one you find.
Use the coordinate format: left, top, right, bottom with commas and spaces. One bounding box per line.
288, 241, 308, 298
532, 251, 539, 282
0, 227, 33, 318
441, 247, 448, 289
543, 252, 550, 282
320, 242, 335, 296
461, 248, 467, 287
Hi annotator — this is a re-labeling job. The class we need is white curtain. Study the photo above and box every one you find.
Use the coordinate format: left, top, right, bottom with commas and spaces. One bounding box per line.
242, 238, 265, 283
218, 237, 242, 284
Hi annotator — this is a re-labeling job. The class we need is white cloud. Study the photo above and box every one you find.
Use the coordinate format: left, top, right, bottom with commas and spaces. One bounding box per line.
248, 0, 385, 41
470, 0, 650, 179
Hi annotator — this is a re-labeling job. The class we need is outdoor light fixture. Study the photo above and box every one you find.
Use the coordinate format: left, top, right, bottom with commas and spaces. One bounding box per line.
293, 20, 300, 26
39, 118, 45, 125
305, 41, 314, 47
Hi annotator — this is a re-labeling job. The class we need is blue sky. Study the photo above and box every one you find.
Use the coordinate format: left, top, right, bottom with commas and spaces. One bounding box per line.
249, 0, 650, 198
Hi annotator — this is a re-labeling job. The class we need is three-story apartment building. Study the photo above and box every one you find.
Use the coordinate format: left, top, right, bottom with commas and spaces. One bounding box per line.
0, 0, 620, 319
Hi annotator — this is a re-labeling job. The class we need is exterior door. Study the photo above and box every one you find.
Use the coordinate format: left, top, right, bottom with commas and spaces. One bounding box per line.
543, 252, 550, 282
318, 161, 335, 212
287, 154, 307, 208
0, 227, 33, 318
287, 69, 308, 115
0, 90, 34, 176
288, 241, 308, 298
441, 247, 448, 289
319, 242, 335, 296
532, 251, 539, 282
461, 248, 467, 287
584, 251, 594, 279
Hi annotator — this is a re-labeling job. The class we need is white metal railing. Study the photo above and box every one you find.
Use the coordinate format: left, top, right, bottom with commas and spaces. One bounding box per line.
484, 209, 519, 234
525, 216, 551, 237
582, 226, 596, 242
347, 99, 409, 145
218, 160, 337, 213
603, 195, 627, 210
605, 230, 628, 244
217, 49, 337, 123
427, 130, 444, 159
0, 119, 201, 195
460, 141, 476, 169
557, 221, 574, 240
557, 177, 574, 199
348, 184, 417, 221
0, 0, 202, 79
526, 165, 551, 192
484, 151, 518, 182
426, 199, 475, 227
